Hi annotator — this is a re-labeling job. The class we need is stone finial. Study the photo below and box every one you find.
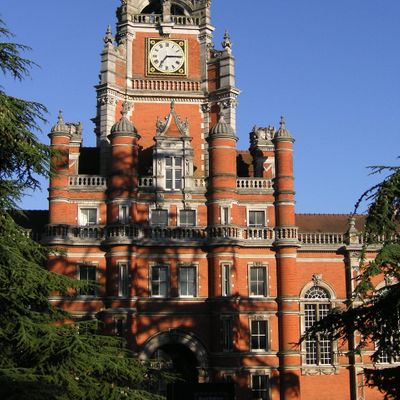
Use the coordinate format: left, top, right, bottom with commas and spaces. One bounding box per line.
51, 110, 69, 134
275, 115, 293, 139
170, 99, 175, 111
110, 102, 138, 137
104, 25, 113, 46
346, 216, 360, 245
222, 30, 232, 50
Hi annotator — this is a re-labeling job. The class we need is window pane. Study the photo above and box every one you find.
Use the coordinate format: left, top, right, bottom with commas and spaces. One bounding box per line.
250, 267, 266, 296
252, 375, 269, 400
151, 210, 168, 226
79, 265, 96, 296
180, 210, 195, 226
251, 320, 268, 351
249, 211, 265, 227
80, 208, 97, 225
151, 266, 168, 297
119, 263, 129, 297
180, 267, 196, 297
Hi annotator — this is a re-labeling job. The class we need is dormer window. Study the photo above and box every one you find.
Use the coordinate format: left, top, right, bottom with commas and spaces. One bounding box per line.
165, 156, 182, 190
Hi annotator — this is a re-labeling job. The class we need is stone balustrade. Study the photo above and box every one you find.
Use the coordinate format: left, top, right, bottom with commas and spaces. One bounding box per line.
243, 227, 275, 240
132, 79, 201, 92
236, 178, 273, 190
131, 14, 200, 26
275, 227, 298, 241
69, 175, 107, 189
194, 177, 207, 188
207, 225, 241, 240
44, 223, 373, 248
298, 232, 344, 245
138, 176, 154, 188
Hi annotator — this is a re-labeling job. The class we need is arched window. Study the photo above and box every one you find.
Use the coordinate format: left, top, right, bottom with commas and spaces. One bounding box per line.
141, 1, 186, 15
304, 286, 332, 365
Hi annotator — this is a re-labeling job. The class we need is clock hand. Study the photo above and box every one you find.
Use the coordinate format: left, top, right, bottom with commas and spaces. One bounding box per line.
159, 55, 168, 67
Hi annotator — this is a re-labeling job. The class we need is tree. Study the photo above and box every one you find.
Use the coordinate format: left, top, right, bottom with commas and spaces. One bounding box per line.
303, 166, 400, 399
0, 19, 166, 400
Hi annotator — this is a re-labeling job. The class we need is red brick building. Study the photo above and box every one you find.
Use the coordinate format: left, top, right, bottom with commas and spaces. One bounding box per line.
42, 1, 387, 399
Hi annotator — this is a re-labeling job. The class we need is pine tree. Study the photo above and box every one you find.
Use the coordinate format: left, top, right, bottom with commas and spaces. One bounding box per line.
0, 19, 165, 400
303, 166, 400, 399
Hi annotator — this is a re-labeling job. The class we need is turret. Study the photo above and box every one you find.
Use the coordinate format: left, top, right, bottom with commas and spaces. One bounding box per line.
207, 113, 238, 225
108, 103, 140, 201
48, 111, 82, 224
273, 117, 301, 399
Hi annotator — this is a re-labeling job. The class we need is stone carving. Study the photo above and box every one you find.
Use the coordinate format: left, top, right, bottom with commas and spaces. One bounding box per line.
156, 101, 190, 137
221, 31, 232, 50
250, 126, 275, 148
103, 25, 114, 46
201, 103, 211, 113
312, 273, 323, 286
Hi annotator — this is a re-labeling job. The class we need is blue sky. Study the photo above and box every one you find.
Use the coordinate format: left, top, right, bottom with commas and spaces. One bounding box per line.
2, 0, 399, 213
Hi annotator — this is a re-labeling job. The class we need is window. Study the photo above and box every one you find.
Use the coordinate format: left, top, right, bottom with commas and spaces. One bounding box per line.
249, 266, 267, 297
250, 319, 268, 351
78, 264, 96, 296
179, 209, 196, 227
165, 156, 182, 190
151, 209, 168, 226
221, 263, 231, 296
119, 205, 129, 224
221, 207, 230, 225
251, 375, 269, 400
179, 266, 197, 297
222, 317, 233, 352
151, 265, 168, 297
118, 262, 129, 297
304, 286, 332, 365
248, 210, 265, 227
79, 208, 97, 226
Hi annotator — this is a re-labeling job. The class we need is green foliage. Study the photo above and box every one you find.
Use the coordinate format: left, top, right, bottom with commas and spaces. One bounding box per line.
303, 167, 400, 399
0, 20, 165, 399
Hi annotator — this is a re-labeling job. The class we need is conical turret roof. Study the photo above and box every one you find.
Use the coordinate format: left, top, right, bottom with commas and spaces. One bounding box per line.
110, 103, 138, 136
209, 114, 237, 139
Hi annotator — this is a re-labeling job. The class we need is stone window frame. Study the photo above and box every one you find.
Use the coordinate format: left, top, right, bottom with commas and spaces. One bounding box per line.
220, 204, 231, 225
78, 205, 99, 226
300, 279, 338, 373
164, 155, 183, 191
177, 207, 197, 227
149, 207, 169, 226
250, 370, 270, 400
248, 262, 268, 298
247, 208, 267, 227
221, 262, 232, 297
76, 262, 98, 298
374, 280, 400, 364
249, 315, 269, 353
220, 314, 234, 352
177, 263, 198, 298
118, 203, 131, 224
117, 260, 129, 298
149, 263, 170, 298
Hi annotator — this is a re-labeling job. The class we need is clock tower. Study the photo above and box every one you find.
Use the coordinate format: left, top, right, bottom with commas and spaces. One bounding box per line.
95, 0, 240, 177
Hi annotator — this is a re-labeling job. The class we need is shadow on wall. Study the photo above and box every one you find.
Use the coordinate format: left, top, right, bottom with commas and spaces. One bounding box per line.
270, 372, 300, 399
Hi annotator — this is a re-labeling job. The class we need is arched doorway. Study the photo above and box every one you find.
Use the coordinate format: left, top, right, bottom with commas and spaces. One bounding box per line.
140, 329, 209, 383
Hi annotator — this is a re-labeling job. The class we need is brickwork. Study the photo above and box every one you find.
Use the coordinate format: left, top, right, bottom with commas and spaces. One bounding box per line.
43, 1, 387, 399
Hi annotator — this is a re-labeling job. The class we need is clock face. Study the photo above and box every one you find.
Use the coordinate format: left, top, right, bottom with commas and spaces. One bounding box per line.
147, 39, 187, 76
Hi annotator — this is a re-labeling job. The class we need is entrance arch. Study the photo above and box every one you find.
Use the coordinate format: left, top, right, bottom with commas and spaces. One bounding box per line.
140, 329, 209, 382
